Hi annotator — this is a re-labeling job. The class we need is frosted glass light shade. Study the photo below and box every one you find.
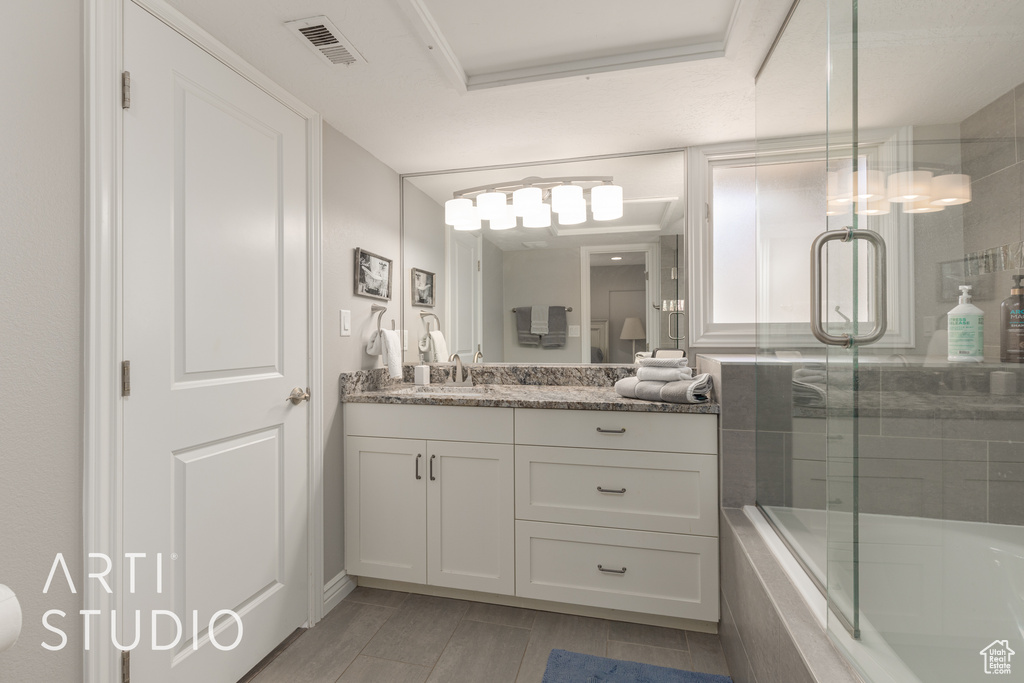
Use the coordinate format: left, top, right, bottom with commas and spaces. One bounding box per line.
826, 200, 851, 216
855, 198, 891, 215
929, 174, 972, 206
444, 197, 472, 225
551, 184, 583, 214
452, 206, 481, 230
557, 196, 587, 225
523, 203, 551, 228
591, 184, 623, 221
903, 198, 945, 214
833, 169, 855, 203
852, 169, 885, 199
512, 187, 542, 217
887, 171, 933, 203
476, 191, 508, 221
489, 205, 517, 230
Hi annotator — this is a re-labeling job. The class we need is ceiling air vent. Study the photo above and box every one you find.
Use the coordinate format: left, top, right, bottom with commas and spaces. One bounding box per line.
285, 16, 365, 66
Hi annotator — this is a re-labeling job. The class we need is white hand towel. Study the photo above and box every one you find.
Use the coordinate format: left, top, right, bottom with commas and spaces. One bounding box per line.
637, 356, 688, 368
636, 366, 693, 382
429, 330, 449, 363
365, 330, 382, 356
381, 329, 403, 379
531, 306, 549, 335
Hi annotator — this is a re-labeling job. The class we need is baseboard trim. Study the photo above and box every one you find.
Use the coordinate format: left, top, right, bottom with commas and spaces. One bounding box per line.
357, 576, 718, 634
323, 571, 357, 615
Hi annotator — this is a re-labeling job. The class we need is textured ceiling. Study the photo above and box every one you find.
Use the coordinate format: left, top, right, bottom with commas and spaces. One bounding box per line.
159, 0, 793, 173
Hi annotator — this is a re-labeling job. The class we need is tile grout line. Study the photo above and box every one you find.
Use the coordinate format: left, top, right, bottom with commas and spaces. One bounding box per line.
332, 598, 402, 683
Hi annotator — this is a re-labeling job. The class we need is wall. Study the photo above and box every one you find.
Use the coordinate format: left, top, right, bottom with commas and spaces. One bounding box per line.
481, 237, 505, 361
0, 0, 84, 679
321, 123, 402, 585
402, 183, 446, 361
501, 249, 583, 363
589, 264, 646, 363
960, 82, 1024, 360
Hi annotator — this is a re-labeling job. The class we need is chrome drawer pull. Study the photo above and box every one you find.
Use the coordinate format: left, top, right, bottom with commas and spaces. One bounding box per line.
597, 564, 627, 574
596, 486, 626, 494
596, 427, 626, 434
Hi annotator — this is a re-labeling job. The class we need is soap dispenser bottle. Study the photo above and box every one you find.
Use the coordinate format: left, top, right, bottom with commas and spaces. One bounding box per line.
948, 285, 984, 362
1000, 274, 1024, 363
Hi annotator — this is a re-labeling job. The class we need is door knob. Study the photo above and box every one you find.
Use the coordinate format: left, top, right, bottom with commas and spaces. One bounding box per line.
287, 387, 310, 405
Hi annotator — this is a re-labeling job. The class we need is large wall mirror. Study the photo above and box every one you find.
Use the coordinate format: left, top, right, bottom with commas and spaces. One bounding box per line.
401, 151, 687, 364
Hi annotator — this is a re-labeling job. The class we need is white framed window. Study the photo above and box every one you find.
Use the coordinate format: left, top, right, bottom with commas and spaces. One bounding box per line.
687, 135, 916, 349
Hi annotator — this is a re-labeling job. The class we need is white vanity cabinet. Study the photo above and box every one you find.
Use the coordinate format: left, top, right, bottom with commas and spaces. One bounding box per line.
344, 404, 516, 595
343, 401, 720, 624
514, 409, 720, 621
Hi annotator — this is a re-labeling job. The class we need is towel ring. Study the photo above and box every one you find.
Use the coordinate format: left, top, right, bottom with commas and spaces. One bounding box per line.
420, 311, 442, 331
371, 305, 387, 332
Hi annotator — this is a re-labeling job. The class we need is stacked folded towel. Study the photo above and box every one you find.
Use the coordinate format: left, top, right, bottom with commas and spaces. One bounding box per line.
614, 356, 712, 404
792, 363, 826, 407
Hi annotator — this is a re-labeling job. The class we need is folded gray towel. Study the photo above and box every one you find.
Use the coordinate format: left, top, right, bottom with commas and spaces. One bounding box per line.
635, 380, 668, 401
660, 374, 713, 404
541, 306, 568, 348
516, 307, 540, 346
638, 357, 689, 368
614, 376, 640, 398
636, 366, 693, 382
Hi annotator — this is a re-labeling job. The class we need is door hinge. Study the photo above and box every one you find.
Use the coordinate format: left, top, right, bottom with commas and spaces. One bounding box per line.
477, 260, 481, 272
121, 650, 130, 683
122, 71, 131, 109
121, 360, 131, 397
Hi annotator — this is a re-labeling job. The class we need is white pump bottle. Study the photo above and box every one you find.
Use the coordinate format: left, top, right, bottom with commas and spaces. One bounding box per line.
947, 285, 984, 362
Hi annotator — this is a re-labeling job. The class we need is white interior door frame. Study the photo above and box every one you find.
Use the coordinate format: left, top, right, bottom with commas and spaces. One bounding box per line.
579, 244, 661, 363
85, 1, 323, 681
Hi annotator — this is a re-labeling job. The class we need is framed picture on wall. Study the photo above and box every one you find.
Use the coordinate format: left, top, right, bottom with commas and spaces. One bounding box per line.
411, 268, 435, 307
354, 248, 392, 301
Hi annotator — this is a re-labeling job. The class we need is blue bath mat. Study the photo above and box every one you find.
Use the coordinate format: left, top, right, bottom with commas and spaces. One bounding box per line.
542, 649, 733, 683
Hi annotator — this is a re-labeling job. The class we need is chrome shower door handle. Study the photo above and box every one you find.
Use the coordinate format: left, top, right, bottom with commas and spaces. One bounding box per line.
810, 228, 887, 347
668, 311, 685, 341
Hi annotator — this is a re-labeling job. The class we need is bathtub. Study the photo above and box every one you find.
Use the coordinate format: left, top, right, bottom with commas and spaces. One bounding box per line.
750, 506, 1024, 683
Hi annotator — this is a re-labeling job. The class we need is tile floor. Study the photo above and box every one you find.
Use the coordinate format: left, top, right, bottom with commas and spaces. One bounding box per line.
247, 586, 731, 683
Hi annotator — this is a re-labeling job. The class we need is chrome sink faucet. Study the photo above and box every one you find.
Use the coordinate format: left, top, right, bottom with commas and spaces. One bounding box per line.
473, 345, 483, 363
446, 354, 473, 386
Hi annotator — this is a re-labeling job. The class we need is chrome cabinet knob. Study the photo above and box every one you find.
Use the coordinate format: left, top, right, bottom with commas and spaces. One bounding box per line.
287, 387, 310, 405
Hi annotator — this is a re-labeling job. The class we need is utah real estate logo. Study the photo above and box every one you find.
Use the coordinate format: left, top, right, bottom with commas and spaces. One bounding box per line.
980, 640, 1015, 675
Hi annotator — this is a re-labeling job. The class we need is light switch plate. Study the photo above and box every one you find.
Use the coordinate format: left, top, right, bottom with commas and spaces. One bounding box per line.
568, 325, 581, 337
340, 310, 351, 337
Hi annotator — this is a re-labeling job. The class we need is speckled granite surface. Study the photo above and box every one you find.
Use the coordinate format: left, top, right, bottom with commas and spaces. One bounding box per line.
339, 363, 717, 413
343, 382, 718, 414
792, 388, 1024, 420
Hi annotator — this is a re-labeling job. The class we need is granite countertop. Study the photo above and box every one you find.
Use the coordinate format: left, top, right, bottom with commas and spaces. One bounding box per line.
343, 383, 719, 414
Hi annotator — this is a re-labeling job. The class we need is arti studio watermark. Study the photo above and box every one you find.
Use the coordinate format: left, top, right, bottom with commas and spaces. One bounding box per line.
41, 553, 242, 652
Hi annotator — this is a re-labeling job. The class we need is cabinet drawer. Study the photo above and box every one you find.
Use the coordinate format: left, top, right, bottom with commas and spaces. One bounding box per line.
515, 446, 717, 536
515, 521, 719, 621
514, 408, 716, 454
345, 403, 513, 443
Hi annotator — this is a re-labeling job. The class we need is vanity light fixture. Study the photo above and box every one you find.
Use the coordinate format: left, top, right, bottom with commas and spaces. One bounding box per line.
444, 176, 623, 230
929, 174, 971, 206
902, 198, 945, 214
887, 171, 933, 202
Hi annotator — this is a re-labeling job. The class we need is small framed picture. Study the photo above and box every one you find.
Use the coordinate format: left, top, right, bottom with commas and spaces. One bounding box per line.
354, 248, 392, 301
411, 268, 435, 307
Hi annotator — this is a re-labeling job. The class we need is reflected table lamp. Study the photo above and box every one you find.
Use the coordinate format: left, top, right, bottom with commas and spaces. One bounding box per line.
620, 317, 646, 358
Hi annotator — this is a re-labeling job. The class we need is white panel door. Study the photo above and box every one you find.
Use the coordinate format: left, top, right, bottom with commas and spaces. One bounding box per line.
448, 229, 482, 357
122, 2, 309, 681
426, 441, 515, 595
344, 437, 427, 583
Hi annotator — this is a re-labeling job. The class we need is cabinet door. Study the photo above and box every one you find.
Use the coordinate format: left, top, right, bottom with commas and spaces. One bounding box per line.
426, 441, 515, 595
345, 436, 426, 583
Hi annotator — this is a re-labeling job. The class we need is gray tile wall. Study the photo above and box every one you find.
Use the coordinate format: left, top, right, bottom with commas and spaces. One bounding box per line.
719, 509, 863, 683
960, 81, 1024, 361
